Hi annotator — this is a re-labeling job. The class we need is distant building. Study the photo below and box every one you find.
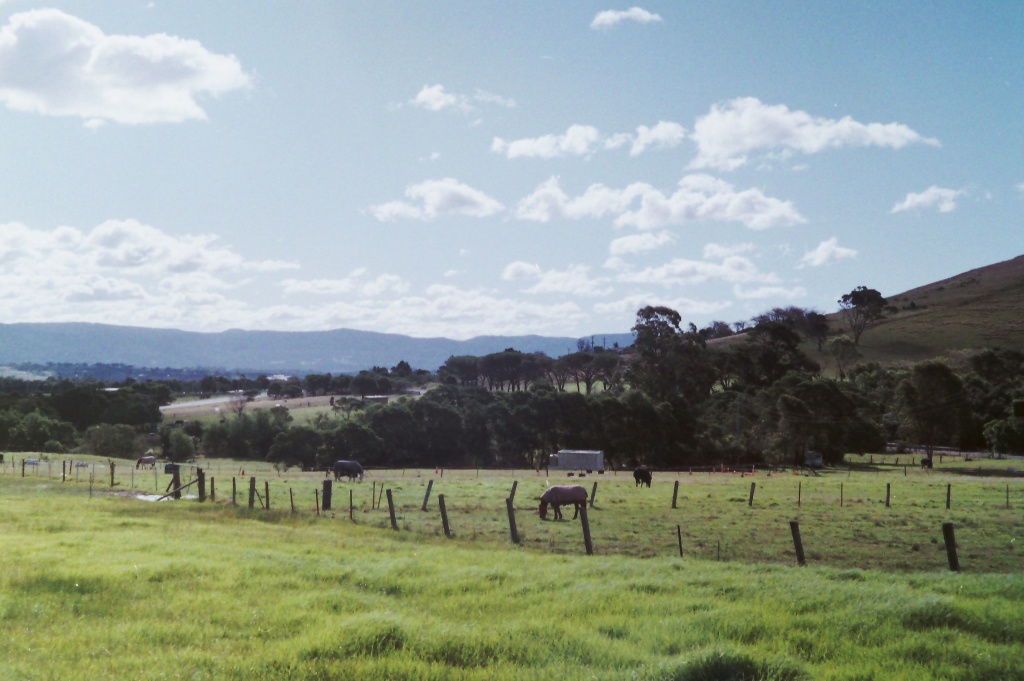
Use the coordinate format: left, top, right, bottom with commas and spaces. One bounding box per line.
548, 449, 604, 472
804, 451, 824, 467
362, 395, 389, 404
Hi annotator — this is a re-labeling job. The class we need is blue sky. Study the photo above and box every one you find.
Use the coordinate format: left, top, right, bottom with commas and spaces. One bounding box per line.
1, 2, 1020, 339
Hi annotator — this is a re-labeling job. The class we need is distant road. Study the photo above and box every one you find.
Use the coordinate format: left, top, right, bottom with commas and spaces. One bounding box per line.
161, 392, 269, 411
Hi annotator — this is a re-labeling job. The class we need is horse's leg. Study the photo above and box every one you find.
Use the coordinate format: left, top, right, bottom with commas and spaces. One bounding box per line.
572, 503, 580, 520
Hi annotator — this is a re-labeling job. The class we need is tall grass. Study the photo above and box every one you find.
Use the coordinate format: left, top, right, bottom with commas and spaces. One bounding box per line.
1, 468, 1023, 680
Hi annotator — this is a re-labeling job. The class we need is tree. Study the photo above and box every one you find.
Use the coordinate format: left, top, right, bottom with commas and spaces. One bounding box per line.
838, 286, 887, 345
268, 426, 322, 469
627, 306, 716, 404
828, 336, 861, 379
898, 361, 965, 455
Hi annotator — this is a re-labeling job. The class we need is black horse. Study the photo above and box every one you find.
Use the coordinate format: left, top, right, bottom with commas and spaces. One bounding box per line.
633, 466, 652, 487
333, 460, 365, 481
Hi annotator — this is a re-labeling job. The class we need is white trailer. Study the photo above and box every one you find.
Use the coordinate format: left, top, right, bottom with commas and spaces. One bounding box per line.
547, 449, 604, 472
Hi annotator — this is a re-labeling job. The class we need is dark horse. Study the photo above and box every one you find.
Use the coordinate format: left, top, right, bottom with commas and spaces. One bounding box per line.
539, 485, 588, 520
633, 466, 652, 487
333, 460, 365, 481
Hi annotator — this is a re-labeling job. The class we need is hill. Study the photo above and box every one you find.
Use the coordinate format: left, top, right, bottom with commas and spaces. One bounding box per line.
832, 254, 1024, 365
0, 322, 634, 375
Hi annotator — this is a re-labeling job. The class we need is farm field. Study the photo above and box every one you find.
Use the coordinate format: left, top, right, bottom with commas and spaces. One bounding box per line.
2, 456, 1023, 679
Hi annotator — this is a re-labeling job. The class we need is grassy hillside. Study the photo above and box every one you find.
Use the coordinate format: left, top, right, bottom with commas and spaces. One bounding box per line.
838, 254, 1024, 365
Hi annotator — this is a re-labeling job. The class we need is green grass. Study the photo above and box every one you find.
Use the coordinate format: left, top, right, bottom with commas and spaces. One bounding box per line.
2, 459, 1023, 679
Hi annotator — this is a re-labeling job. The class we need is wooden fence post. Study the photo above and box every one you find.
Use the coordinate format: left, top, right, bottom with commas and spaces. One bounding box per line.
676, 524, 683, 558
672, 480, 680, 509
265, 481, 270, 511
580, 504, 594, 556
942, 522, 960, 572
885, 483, 891, 508
439, 493, 451, 537
62, 460, 66, 483
386, 489, 398, 530
748, 482, 756, 507
322, 480, 332, 511
790, 520, 806, 566
508, 480, 518, 504
210, 476, 215, 502
248, 477, 256, 509
798, 481, 801, 507
946, 483, 952, 510
289, 488, 295, 513
171, 469, 181, 500
840, 482, 844, 507
505, 497, 520, 545
315, 489, 320, 516
590, 481, 598, 508
377, 484, 385, 510
197, 468, 206, 502
421, 479, 434, 511
350, 489, 354, 521
109, 461, 116, 488
371, 481, 376, 509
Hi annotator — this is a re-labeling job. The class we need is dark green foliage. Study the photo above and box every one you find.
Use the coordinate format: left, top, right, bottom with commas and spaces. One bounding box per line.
83, 423, 140, 458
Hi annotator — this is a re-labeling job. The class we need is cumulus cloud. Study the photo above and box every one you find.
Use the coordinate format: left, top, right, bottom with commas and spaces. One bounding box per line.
411, 84, 515, 113
689, 97, 940, 171
0, 219, 300, 331
594, 294, 730, 318
732, 284, 807, 300
614, 254, 780, 288
492, 125, 602, 159
493, 120, 684, 159
590, 7, 663, 30
368, 178, 505, 221
890, 186, 962, 213
0, 9, 251, 126
608, 231, 674, 257
502, 262, 612, 297
515, 174, 804, 230
799, 237, 857, 267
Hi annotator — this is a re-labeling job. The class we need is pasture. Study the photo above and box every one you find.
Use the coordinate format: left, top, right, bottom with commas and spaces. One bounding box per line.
2, 456, 1023, 679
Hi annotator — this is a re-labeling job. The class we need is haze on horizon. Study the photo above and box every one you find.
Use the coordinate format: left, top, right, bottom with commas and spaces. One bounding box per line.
0, 2, 1020, 340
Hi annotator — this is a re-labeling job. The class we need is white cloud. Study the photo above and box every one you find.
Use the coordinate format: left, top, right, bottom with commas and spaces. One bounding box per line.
1015, 182, 1024, 195
368, 178, 505, 221
689, 97, 940, 171
411, 84, 463, 112
615, 254, 779, 288
594, 294, 730, 317
732, 284, 807, 300
608, 231, 674, 256
493, 125, 602, 159
515, 175, 804, 230
628, 121, 686, 156
493, 120, 684, 159
411, 84, 515, 113
590, 7, 663, 30
799, 237, 857, 267
702, 242, 754, 260
0, 9, 251, 125
890, 186, 962, 213
502, 262, 612, 297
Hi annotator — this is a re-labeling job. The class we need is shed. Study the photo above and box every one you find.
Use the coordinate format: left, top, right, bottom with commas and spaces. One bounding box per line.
548, 449, 604, 472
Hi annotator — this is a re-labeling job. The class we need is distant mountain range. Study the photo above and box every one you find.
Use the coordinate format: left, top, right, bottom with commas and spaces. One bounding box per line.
0, 322, 635, 375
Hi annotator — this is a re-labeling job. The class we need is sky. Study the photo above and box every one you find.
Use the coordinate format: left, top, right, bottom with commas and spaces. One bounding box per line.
0, 2, 1021, 340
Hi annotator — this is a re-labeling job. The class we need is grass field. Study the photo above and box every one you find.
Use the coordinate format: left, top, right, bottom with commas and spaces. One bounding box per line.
2, 456, 1023, 679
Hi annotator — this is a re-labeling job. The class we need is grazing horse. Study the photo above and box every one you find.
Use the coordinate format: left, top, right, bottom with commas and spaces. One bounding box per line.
333, 460, 365, 482
539, 485, 588, 520
633, 466, 652, 487
135, 455, 156, 469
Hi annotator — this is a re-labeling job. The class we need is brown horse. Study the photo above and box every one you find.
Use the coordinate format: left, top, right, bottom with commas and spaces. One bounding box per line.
135, 455, 156, 469
539, 485, 588, 520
